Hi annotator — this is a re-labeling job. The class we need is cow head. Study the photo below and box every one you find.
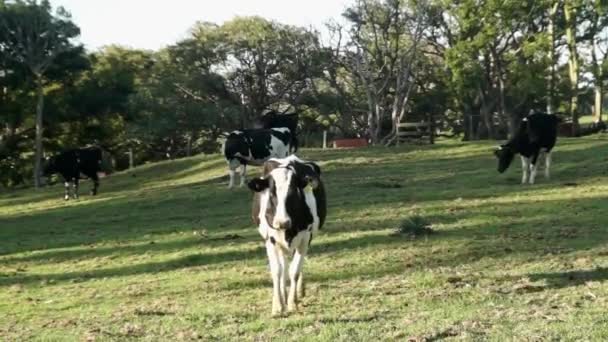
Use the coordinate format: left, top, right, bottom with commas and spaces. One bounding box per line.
248, 157, 321, 230
42, 156, 57, 177
494, 144, 515, 173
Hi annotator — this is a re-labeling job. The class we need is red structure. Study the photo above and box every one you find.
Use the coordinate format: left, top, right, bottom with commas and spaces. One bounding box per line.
333, 138, 368, 148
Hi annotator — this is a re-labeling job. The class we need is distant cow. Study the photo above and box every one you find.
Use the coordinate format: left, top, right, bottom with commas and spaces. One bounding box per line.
248, 155, 327, 316
43, 147, 103, 200
494, 111, 559, 184
253, 111, 299, 152
223, 128, 294, 188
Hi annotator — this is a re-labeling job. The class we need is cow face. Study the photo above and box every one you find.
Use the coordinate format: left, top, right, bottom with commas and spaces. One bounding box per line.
248, 161, 320, 230
494, 145, 515, 173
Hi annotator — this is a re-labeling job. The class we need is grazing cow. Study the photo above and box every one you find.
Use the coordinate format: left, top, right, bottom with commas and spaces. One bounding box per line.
43, 147, 103, 200
223, 128, 293, 188
248, 155, 327, 316
494, 111, 559, 184
253, 111, 299, 152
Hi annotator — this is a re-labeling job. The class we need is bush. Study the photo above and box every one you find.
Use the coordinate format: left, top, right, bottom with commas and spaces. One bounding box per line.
394, 215, 434, 238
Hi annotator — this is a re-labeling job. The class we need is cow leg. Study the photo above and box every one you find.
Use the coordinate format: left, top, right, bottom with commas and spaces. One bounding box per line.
239, 164, 247, 187
520, 156, 530, 184
72, 178, 79, 199
266, 240, 285, 317
64, 181, 71, 200
545, 152, 552, 179
288, 238, 309, 312
227, 159, 239, 189
529, 152, 540, 185
90, 173, 99, 195
278, 250, 287, 313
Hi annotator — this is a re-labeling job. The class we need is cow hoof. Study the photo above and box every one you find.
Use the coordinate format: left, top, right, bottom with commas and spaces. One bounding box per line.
64, 196, 70, 201
287, 303, 298, 313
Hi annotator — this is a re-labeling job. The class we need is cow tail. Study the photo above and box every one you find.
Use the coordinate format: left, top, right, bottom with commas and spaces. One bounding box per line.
291, 136, 299, 154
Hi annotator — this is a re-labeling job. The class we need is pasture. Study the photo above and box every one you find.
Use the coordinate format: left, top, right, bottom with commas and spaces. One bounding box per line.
1, 136, 608, 341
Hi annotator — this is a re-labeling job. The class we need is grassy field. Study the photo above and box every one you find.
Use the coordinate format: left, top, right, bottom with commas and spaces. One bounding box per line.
1, 135, 608, 341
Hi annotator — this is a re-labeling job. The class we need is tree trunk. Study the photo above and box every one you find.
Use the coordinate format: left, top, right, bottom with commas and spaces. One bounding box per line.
463, 103, 472, 141
594, 85, 603, 122
478, 88, 495, 140
34, 78, 44, 188
373, 103, 381, 144
546, 1, 559, 114
591, 15, 604, 123
186, 135, 192, 157
565, 0, 579, 136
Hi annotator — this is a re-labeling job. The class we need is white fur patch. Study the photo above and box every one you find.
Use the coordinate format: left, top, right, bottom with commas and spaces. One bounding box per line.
269, 167, 292, 229
268, 130, 291, 160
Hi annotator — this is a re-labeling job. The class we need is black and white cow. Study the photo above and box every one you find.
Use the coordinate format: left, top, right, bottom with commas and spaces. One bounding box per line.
43, 147, 103, 200
248, 155, 327, 316
253, 111, 299, 152
494, 111, 559, 184
223, 128, 294, 188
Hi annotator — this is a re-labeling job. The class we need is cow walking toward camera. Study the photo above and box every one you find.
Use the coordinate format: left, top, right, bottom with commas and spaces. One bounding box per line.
43, 147, 103, 200
494, 111, 559, 184
248, 156, 326, 316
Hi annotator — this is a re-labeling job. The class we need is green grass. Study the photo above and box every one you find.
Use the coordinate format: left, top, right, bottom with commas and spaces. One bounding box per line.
1, 135, 608, 341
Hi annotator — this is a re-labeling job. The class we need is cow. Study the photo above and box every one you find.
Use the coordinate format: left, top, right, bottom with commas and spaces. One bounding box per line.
247, 155, 327, 316
223, 128, 294, 189
494, 111, 559, 184
42, 147, 103, 200
253, 111, 299, 152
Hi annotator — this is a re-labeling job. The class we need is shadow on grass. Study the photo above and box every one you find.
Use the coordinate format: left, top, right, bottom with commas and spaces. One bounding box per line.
0, 175, 252, 255
1, 137, 607, 282
0, 156, 225, 208
528, 267, 608, 289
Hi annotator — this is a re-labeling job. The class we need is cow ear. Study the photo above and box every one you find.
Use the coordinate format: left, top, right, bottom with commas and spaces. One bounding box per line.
248, 178, 269, 192
307, 162, 321, 176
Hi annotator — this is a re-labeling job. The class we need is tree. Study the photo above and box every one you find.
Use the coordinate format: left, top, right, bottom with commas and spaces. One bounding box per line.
564, 0, 581, 134
585, 0, 608, 122
341, 0, 429, 144
0, 0, 83, 187
220, 17, 321, 123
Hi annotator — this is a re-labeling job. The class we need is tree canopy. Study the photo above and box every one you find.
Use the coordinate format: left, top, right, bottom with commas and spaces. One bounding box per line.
1, 0, 607, 187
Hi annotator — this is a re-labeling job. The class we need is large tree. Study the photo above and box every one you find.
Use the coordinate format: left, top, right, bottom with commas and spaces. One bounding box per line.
0, 0, 83, 187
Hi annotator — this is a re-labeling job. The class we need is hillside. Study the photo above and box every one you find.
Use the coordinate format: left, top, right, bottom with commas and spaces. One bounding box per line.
1, 136, 608, 340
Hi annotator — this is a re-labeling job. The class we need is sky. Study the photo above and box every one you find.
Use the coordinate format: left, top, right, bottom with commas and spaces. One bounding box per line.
49, 0, 352, 51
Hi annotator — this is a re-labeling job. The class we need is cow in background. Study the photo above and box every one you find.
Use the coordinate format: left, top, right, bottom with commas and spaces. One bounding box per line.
223, 128, 293, 188
253, 110, 299, 152
494, 111, 559, 184
223, 111, 299, 189
43, 147, 103, 200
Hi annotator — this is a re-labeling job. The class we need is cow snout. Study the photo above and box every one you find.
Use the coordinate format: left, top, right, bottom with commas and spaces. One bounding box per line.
272, 218, 291, 230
